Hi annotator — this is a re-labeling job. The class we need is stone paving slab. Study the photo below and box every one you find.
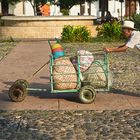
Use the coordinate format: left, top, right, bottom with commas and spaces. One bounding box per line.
0, 110, 140, 139
0, 41, 140, 110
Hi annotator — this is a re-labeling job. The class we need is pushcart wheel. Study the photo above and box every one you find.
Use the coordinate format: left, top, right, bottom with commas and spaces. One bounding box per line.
8, 82, 28, 102
79, 85, 96, 104
14, 79, 29, 88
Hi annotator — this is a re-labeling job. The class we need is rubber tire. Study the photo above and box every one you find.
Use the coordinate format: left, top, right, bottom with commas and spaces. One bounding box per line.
79, 85, 96, 104
8, 83, 27, 102
14, 79, 29, 88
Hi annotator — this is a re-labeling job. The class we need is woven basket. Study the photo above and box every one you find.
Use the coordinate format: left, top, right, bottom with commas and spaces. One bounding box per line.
82, 62, 107, 88
53, 57, 77, 90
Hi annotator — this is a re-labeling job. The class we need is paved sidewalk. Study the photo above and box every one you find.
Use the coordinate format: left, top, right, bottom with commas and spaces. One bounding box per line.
0, 41, 140, 110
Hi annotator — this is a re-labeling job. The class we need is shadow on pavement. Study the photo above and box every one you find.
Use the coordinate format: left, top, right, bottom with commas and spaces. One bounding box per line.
40, 76, 50, 80
29, 82, 80, 103
2, 81, 80, 103
111, 88, 140, 97
0, 91, 9, 102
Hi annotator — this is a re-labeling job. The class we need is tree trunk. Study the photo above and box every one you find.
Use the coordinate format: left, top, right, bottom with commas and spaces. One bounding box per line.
1, 1, 9, 15
29, 2, 36, 15
89, 2, 91, 15
80, 3, 82, 15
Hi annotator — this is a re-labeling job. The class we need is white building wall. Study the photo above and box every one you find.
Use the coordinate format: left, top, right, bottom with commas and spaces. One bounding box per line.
0, 0, 139, 17
90, 1, 99, 17
9, 4, 15, 15
109, 0, 117, 17
24, 1, 34, 16
50, 5, 61, 16
109, 0, 125, 18
0, 3, 1, 14
91, 0, 126, 18
69, 5, 80, 15
136, 1, 140, 14
9, 2, 24, 16
69, 0, 128, 18
1, 1, 34, 16
50, 5, 56, 15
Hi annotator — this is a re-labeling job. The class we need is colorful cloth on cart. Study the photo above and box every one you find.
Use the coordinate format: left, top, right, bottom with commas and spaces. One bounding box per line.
51, 43, 65, 59
53, 57, 77, 90
71, 50, 94, 72
82, 61, 107, 88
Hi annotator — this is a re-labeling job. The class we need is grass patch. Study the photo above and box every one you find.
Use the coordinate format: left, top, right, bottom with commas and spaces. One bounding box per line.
89, 36, 124, 43
0, 41, 16, 60
61, 41, 122, 55
60, 35, 124, 44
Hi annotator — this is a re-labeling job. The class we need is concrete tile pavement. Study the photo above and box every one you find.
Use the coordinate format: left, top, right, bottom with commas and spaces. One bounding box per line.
0, 41, 140, 110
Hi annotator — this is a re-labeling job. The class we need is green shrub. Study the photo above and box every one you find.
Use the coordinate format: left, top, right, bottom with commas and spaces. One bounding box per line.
133, 14, 140, 31
61, 25, 91, 42
61, 9, 69, 15
0, 15, 4, 26
96, 21, 122, 41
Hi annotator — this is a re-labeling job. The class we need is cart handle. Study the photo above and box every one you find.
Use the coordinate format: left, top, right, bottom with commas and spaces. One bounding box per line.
48, 38, 61, 51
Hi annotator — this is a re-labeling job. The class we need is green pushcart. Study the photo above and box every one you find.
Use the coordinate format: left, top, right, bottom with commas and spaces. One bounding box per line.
8, 46, 112, 104
49, 50, 112, 103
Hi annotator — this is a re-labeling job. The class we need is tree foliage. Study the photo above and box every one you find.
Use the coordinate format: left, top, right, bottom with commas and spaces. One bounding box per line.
133, 14, 140, 31
96, 21, 122, 41
61, 25, 91, 42
0, 0, 21, 4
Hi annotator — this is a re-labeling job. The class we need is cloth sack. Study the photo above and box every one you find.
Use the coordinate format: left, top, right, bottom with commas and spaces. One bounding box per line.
71, 50, 94, 72
53, 57, 77, 90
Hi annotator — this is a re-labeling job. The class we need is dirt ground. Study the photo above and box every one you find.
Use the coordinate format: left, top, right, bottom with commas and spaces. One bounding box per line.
0, 41, 140, 110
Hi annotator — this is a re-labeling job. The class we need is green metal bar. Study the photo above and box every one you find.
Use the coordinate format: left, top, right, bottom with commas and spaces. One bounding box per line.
55, 38, 60, 43
105, 52, 111, 91
77, 55, 81, 88
95, 88, 110, 92
27, 88, 48, 92
50, 55, 54, 92
102, 53, 108, 88
102, 52, 109, 90
48, 40, 52, 48
27, 87, 109, 92
51, 89, 78, 93
48, 51, 112, 94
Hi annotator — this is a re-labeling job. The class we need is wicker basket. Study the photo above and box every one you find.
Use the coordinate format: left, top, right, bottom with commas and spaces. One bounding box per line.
82, 62, 107, 88
53, 57, 77, 90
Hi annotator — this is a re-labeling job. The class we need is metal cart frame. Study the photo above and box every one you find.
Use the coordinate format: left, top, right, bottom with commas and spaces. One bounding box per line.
8, 41, 112, 104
